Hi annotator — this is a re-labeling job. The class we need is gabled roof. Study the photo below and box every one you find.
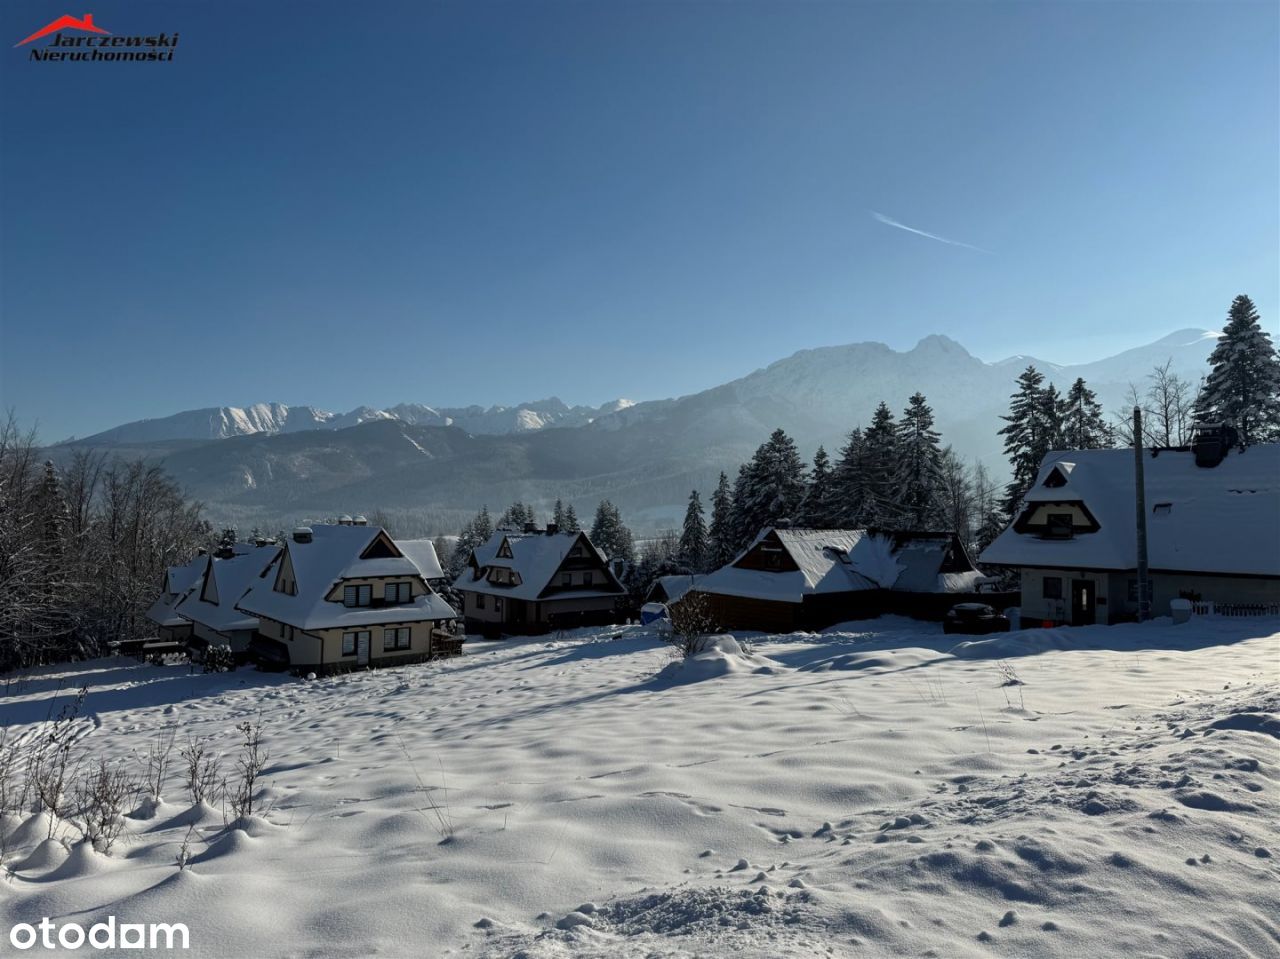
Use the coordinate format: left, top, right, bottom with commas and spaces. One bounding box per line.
646, 574, 704, 605
454, 530, 623, 600
237, 525, 456, 630
397, 539, 446, 580
980, 444, 1280, 576
175, 547, 280, 633
698, 527, 983, 603
145, 555, 206, 628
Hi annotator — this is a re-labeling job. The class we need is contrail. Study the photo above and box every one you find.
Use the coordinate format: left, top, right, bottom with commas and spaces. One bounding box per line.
871, 211, 992, 254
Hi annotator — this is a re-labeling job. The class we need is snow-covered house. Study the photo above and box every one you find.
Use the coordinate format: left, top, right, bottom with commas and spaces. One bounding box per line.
980, 444, 1280, 625
454, 525, 626, 637
173, 544, 281, 661
644, 574, 704, 607
695, 527, 990, 632
145, 554, 207, 644
236, 524, 459, 674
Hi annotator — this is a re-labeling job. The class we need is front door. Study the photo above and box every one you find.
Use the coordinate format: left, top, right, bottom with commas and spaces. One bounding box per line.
357, 631, 370, 665
510, 600, 527, 626
1070, 580, 1096, 627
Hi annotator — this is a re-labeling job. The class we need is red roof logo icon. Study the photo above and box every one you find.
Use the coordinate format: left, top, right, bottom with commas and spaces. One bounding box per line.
15, 12, 110, 47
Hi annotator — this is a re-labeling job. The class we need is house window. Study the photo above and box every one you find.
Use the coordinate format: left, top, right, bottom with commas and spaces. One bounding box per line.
582, 572, 593, 587
560, 572, 572, 586
384, 582, 411, 603
1046, 514, 1074, 539
1153, 503, 1172, 516
1043, 576, 1063, 600
343, 584, 372, 607
341, 632, 357, 656
282, 624, 294, 641
383, 627, 411, 651
475, 593, 486, 609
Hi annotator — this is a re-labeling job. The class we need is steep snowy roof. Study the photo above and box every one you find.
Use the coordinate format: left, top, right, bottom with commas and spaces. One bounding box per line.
397, 539, 446, 580
980, 444, 1280, 576
145, 556, 206, 628
698, 529, 893, 603
237, 525, 457, 630
454, 530, 622, 600
697, 528, 982, 603
648, 574, 704, 605
175, 547, 280, 633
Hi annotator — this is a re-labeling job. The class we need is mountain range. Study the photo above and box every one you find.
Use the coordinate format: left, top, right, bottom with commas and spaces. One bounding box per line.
53, 329, 1217, 533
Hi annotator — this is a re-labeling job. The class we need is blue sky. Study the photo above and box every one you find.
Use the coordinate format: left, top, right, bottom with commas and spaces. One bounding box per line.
1, 0, 1276, 441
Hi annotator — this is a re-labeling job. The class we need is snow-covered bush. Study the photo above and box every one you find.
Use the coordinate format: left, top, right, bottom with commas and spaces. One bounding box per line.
667, 591, 721, 659
203, 644, 235, 673
72, 758, 137, 854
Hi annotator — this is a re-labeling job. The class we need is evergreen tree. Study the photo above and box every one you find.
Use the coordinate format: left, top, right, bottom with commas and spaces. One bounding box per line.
562, 504, 581, 533
431, 534, 452, 576
998, 366, 1054, 516
831, 427, 875, 527
677, 490, 708, 571
798, 445, 836, 527
498, 501, 536, 529
970, 461, 1006, 554
590, 500, 635, 563
1061, 377, 1112, 449
707, 472, 735, 568
861, 403, 901, 527
894, 393, 945, 529
552, 498, 566, 529
473, 506, 493, 542
728, 428, 807, 548
1040, 381, 1066, 451
1194, 294, 1280, 445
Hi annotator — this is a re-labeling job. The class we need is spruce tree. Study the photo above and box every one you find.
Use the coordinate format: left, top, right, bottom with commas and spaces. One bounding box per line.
728, 428, 807, 548
1194, 294, 1280, 445
563, 504, 581, 533
998, 366, 1054, 516
1061, 377, 1112, 449
590, 500, 635, 563
707, 472, 735, 568
798, 446, 835, 527
552, 498, 566, 529
677, 490, 708, 572
861, 402, 901, 527
831, 427, 874, 527
895, 393, 945, 529
473, 506, 494, 542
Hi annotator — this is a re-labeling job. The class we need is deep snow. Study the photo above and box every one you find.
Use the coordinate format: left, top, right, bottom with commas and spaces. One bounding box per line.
1, 616, 1277, 957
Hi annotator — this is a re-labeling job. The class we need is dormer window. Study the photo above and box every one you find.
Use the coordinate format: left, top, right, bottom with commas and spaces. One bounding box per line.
343, 584, 372, 607
569, 545, 584, 558
384, 582, 411, 603
1152, 503, 1172, 516
1045, 514, 1074, 539
497, 540, 514, 559
1043, 466, 1070, 488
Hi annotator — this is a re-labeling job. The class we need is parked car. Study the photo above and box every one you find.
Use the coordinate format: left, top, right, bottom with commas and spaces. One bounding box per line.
943, 603, 1011, 635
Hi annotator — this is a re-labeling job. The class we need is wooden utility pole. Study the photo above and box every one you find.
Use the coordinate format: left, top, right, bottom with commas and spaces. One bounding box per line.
1134, 407, 1150, 622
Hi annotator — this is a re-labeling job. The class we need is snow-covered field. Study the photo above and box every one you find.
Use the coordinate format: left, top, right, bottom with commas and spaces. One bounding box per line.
1, 617, 1278, 958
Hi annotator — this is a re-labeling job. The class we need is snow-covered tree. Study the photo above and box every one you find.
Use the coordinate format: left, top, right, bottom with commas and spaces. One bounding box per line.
895, 393, 945, 529
707, 472, 735, 568
728, 428, 807, 549
562, 503, 581, 533
1061, 377, 1112, 449
1193, 294, 1280, 445
677, 490, 708, 572
497, 501, 536, 530
971, 460, 1006, 554
830, 427, 874, 528
552, 498, 566, 529
861, 402, 901, 527
590, 500, 635, 563
998, 366, 1055, 516
798, 445, 836, 528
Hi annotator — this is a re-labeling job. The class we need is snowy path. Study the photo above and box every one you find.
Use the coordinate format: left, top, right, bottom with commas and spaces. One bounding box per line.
1, 617, 1277, 957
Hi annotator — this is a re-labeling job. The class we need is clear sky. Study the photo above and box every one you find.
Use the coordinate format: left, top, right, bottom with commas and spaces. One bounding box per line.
1, 0, 1276, 441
